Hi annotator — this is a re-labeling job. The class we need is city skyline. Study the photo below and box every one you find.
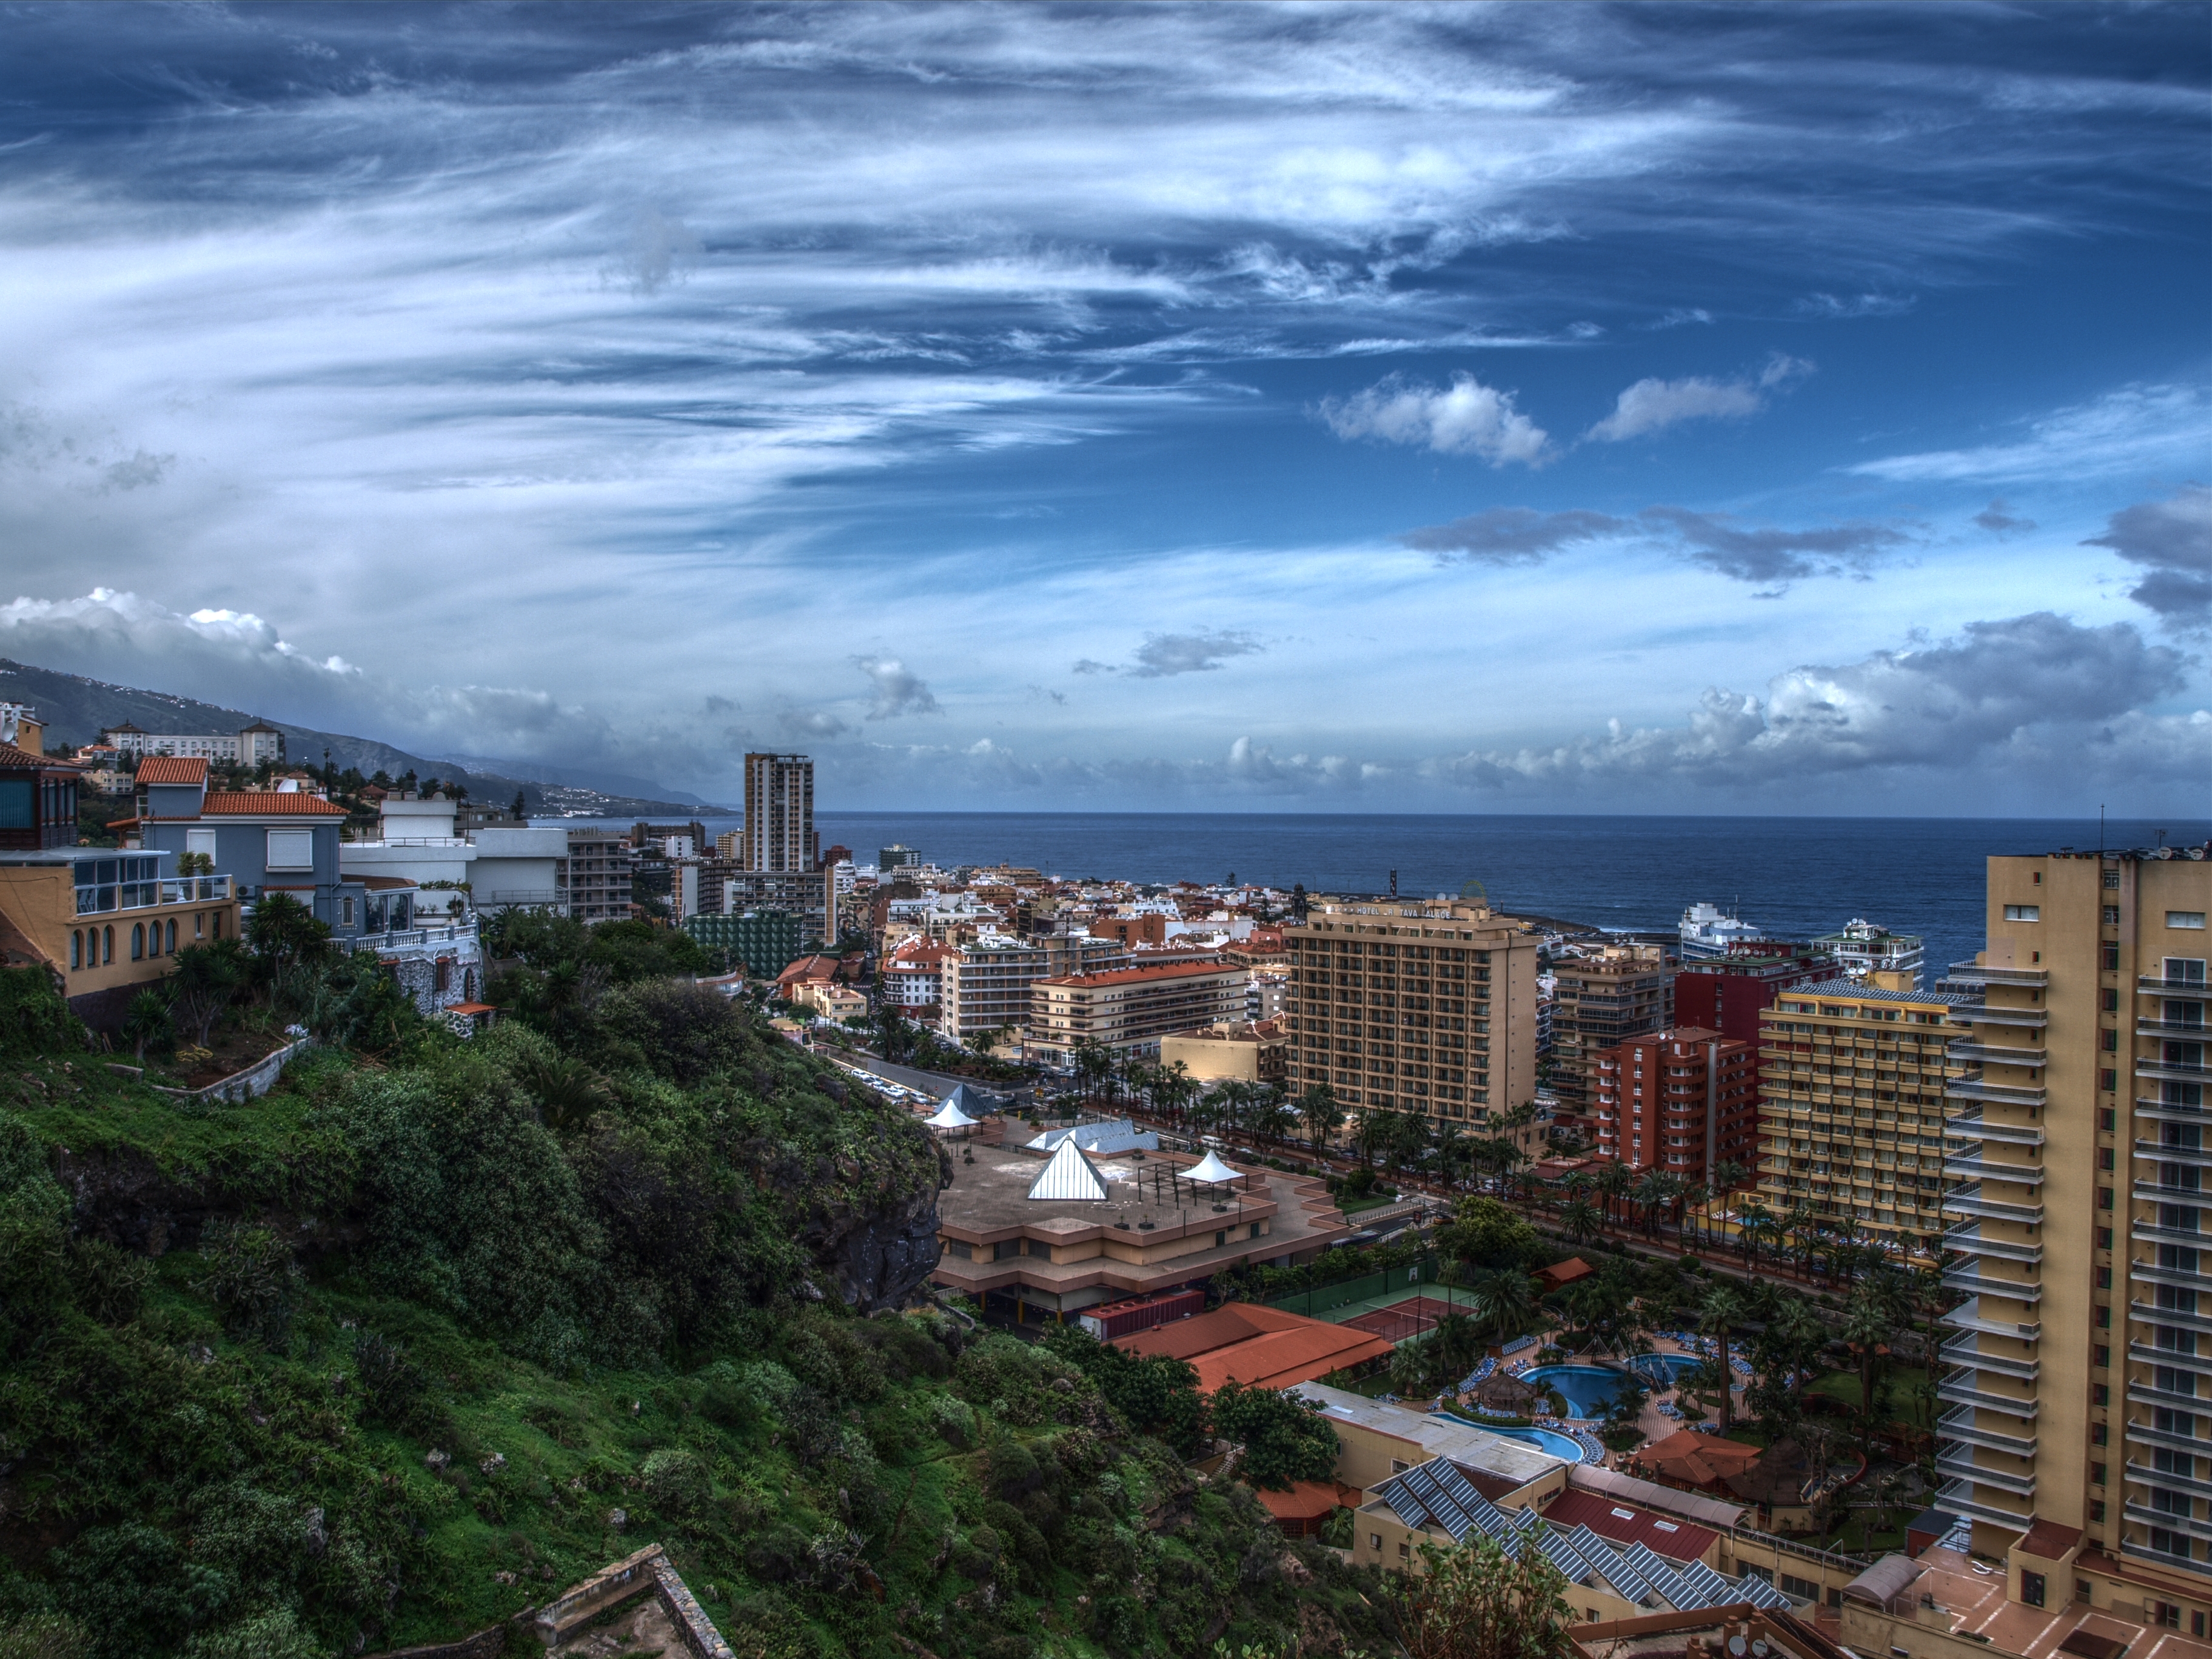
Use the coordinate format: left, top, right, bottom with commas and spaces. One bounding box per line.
0, 3, 2206, 815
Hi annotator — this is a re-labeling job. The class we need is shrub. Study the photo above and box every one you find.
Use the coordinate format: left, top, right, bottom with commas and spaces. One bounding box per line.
197, 1219, 300, 1349
66, 1239, 151, 1326
0, 968, 85, 1059
642, 1446, 712, 1515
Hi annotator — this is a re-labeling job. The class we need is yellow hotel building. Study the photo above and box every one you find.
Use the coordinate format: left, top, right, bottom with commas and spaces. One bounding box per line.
1934, 843, 2212, 1631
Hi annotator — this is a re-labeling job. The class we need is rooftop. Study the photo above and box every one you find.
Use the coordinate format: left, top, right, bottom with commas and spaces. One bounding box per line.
1034, 960, 1245, 988
1115, 1304, 1393, 1393
201, 791, 347, 817
134, 756, 209, 785
1539, 1489, 1718, 1564
1293, 1382, 1570, 1490
1871, 1546, 2212, 1659
1777, 978, 1971, 1007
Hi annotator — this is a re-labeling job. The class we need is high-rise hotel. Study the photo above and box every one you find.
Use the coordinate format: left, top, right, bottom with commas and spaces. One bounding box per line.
1285, 898, 1540, 1138
1934, 842, 2211, 1625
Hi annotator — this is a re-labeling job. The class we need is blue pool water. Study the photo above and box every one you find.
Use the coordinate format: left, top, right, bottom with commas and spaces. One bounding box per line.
1629, 1354, 1704, 1386
1484, 1426, 1586, 1461
1521, 1364, 1632, 1418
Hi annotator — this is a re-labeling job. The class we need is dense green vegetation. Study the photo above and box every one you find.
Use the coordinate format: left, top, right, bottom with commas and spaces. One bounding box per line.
0, 936, 1398, 1658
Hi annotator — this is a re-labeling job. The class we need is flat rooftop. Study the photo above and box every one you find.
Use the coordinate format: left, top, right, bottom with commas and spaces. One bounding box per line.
1293, 1381, 1569, 1491
1897, 1546, 2212, 1659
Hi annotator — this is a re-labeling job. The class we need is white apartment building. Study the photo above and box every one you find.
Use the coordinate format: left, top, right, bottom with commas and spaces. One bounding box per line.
940, 931, 1125, 1045
102, 720, 285, 766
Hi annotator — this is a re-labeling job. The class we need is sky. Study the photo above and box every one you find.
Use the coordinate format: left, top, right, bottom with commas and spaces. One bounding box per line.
0, 1, 2207, 814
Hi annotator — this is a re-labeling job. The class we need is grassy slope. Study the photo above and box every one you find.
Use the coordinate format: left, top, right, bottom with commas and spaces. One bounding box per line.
0, 1031, 1392, 1659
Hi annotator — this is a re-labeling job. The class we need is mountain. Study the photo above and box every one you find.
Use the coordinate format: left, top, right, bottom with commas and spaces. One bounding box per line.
0, 657, 718, 817
434, 751, 715, 809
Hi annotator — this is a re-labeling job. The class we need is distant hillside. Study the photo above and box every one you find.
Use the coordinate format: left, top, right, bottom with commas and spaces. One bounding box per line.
0, 657, 717, 817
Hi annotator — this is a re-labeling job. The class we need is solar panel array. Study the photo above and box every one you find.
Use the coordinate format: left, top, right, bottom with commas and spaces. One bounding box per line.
1372, 1460, 1795, 1614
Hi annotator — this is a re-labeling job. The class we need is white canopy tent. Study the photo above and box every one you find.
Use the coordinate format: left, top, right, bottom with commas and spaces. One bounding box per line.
1184, 1150, 1243, 1185
923, 1097, 980, 1131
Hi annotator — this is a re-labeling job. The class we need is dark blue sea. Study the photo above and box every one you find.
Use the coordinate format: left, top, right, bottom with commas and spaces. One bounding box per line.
681, 814, 2207, 982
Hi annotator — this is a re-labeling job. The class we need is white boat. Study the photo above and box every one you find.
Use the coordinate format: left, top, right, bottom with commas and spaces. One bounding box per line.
1678, 901, 1761, 960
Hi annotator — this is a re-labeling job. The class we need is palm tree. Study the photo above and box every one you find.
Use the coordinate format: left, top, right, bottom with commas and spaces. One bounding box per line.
1677, 1181, 1709, 1252
1561, 1198, 1601, 1246
1071, 1039, 1112, 1106
1249, 1085, 1293, 1146
1595, 1161, 1632, 1230
1465, 1267, 1544, 1344
1631, 1171, 1671, 1239
1355, 1104, 1391, 1170
119, 988, 173, 1064
1299, 1083, 1343, 1155
1695, 1282, 1748, 1435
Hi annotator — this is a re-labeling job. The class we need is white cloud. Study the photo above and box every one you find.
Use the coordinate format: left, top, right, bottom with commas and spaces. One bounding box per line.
1584, 355, 1811, 443
853, 656, 940, 719
1851, 384, 2212, 483
1318, 372, 1551, 464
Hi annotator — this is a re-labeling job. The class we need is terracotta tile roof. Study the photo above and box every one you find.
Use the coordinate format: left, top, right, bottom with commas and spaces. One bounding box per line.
1634, 1430, 1763, 1490
0, 739, 75, 771
1114, 1303, 1393, 1393
1255, 1480, 1355, 1525
201, 791, 346, 817
1540, 1489, 1717, 1563
134, 757, 209, 785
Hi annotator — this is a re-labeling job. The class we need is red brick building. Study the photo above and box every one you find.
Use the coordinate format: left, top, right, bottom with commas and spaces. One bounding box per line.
1594, 1025, 1758, 1182
1671, 945, 1832, 1046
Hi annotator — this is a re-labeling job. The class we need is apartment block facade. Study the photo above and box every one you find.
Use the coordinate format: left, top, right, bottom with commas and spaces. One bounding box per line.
941, 933, 1125, 1046
1551, 947, 1673, 1118
1284, 899, 1540, 1132
1594, 1026, 1758, 1180
1674, 947, 1835, 1047
564, 830, 635, 924
1027, 960, 1252, 1067
1934, 844, 2212, 1626
739, 753, 814, 873
1755, 979, 1968, 1252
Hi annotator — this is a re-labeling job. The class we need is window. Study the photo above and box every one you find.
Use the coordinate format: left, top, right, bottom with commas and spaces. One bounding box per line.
2005, 904, 2040, 922
2091, 1463, 2106, 1484
185, 827, 216, 862
130, 923, 143, 960
102, 925, 112, 964
1368, 1533, 1382, 1552
2022, 1571, 2045, 1609
341, 897, 355, 927
266, 828, 315, 871
2171, 913, 2208, 931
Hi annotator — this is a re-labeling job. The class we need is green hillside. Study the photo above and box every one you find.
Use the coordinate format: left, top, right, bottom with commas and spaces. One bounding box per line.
0, 927, 1393, 1659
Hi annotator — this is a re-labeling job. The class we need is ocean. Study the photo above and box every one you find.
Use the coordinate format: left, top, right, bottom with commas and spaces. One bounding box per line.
668, 813, 2208, 982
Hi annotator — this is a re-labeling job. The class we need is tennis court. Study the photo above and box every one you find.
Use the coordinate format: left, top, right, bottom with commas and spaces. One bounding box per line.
1339, 1295, 1467, 1342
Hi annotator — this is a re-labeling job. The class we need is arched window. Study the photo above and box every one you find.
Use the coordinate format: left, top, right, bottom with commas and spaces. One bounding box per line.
103, 925, 113, 964
166, 919, 177, 954
131, 923, 144, 960
70, 930, 81, 971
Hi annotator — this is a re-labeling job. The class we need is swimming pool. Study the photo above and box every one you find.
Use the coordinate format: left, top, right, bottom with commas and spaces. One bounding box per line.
1629, 1353, 1705, 1387
1484, 1426, 1587, 1461
1520, 1364, 1633, 1418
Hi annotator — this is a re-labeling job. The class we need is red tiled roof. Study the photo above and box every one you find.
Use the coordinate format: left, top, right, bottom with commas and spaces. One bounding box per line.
0, 739, 76, 771
201, 791, 346, 817
1114, 1303, 1393, 1393
1256, 1480, 1355, 1525
1035, 960, 1244, 989
1634, 1430, 1763, 1490
1541, 1490, 1718, 1563
1538, 1256, 1594, 1288
134, 757, 209, 785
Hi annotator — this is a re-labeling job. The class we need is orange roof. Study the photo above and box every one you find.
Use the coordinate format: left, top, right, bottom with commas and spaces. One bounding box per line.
0, 739, 75, 771
774, 953, 840, 987
1035, 960, 1242, 989
1538, 1256, 1594, 1288
1635, 1430, 1763, 1490
201, 791, 346, 817
1256, 1480, 1355, 1524
135, 756, 209, 785
1115, 1303, 1393, 1393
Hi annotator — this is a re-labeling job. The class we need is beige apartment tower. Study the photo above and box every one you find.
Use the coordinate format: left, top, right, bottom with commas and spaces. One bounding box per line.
1755, 977, 1971, 1256
739, 753, 814, 873
1285, 898, 1541, 1138
1937, 843, 2212, 1629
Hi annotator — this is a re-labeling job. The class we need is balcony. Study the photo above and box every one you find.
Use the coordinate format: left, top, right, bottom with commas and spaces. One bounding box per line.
1944, 1184, 2045, 1226
2128, 1343, 2212, 1378
2132, 1302, 2212, 1336
2138, 1140, 2212, 1168
2133, 1220, 2212, 1248
1942, 1301, 2042, 1340
1946, 1110, 2046, 1148
1944, 1223, 2042, 1265
2140, 1056, 2212, 1084
1936, 1480, 2034, 1531
2122, 1501, 2212, 1540
1957, 1004, 2050, 1030
1940, 1267, 2043, 1305
2120, 1537, 2205, 1571
2142, 974, 2212, 994
1948, 962, 2049, 988
1946, 1078, 2049, 1108
1941, 1335, 2040, 1380
1936, 1450, 2037, 1498
1937, 1377, 2039, 1418
2130, 1379, 2211, 1413
2125, 1462, 2212, 1500
2130, 1261, 2211, 1294
1947, 1040, 2049, 1067
2134, 1182, 2212, 1209
74, 874, 235, 915
2128, 1419, 2212, 1457
2143, 1019, 2212, 1039
2137, 1099, 2211, 1127
1939, 1407, 2038, 1458
1942, 1153, 2045, 1187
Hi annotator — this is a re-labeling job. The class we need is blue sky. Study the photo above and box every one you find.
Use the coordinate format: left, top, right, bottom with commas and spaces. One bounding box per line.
0, 2, 2205, 813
